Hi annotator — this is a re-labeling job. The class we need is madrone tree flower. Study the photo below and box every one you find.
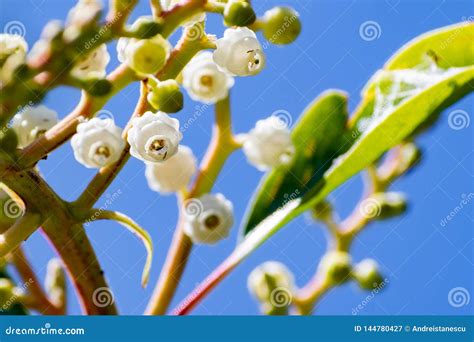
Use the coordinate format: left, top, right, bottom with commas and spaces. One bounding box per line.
183, 194, 234, 244
213, 27, 265, 76
242, 116, 295, 171
182, 51, 235, 104
71, 44, 110, 79
71, 118, 125, 168
127, 111, 182, 163
11, 105, 58, 148
0, 34, 28, 85
145, 145, 197, 194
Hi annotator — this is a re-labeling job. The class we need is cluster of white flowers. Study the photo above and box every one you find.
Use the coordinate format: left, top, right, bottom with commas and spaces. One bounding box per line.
0, 34, 28, 85
11, 105, 58, 148
63, 11, 299, 246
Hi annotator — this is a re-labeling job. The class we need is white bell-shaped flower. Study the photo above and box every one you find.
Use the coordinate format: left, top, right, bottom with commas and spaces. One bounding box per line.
71, 117, 125, 168
145, 145, 196, 194
161, 0, 206, 26
242, 116, 294, 171
127, 111, 182, 163
11, 105, 58, 148
247, 261, 294, 303
65, 0, 102, 41
0, 34, 28, 85
71, 44, 110, 79
182, 51, 234, 104
183, 193, 234, 244
117, 35, 171, 75
213, 27, 265, 76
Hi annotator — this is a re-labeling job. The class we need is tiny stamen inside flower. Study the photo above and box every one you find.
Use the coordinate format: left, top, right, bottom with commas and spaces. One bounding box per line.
96, 146, 111, 159
200, 75, 214, 88
150, 139, 165, 152
246, 49, 264, 73
203, 214, 220, 230
146, 137, 170, 160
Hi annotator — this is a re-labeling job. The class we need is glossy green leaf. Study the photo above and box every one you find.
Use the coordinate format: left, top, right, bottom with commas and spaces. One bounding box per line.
241, 90, 349, 236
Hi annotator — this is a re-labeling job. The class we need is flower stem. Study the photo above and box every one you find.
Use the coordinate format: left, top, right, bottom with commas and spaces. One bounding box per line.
146, 96, 240, 315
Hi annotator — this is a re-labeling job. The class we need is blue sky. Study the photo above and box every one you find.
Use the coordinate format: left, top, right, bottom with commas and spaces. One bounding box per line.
1, 0, 472, 315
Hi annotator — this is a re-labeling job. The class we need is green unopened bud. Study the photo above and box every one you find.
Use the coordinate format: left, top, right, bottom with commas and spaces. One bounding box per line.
369, 192, 407, 220
396, 143, 421, 175
45, 259, 66, 307
0, 128, 18, 154
85, 78, 112, 96
0, 278, 16, 306
128, 36, 171, 75
319, 251, 352, 285
262, 7, 301, 45
311, 200, 333, 221
224, 0, 256, 27
147, 80, 183, 113
353, 259, 385, 290
247, 261, 294, 315
129, 17, 163, 39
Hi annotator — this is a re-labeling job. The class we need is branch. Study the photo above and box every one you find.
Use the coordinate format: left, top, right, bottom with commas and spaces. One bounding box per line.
0, 213, 41, 257
146, 95, 240, 315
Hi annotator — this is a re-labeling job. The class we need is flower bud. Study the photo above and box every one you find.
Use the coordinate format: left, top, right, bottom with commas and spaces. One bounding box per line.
71, 117, 125, 168
145, 145, 196, 194
396, 143, 421, 175
224, 0, 256, 27
353, 259, 385, 290
242, 116, 294, 171
319, 251, 352, 285
11, 105, 58, 148
213, 27, 265, 76
127, 111, 182, 163
0, 278, 16, 306
247, 261, 294, 315
371, 192, 407, 220
182, 51, 234, 104
0, 128, 18, 154
125, 36, 171, 75
262, 7, 301, 45
183, 194, 234, 244
311, 200, 333, 222
129, 17, 163, 39
71, 44, 110, 79
147, 79, 183, 113
85, 78, 112, 96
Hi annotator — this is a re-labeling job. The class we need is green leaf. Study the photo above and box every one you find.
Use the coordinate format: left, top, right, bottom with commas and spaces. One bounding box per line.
240, 22, 474, 270
241, 90, 349, 236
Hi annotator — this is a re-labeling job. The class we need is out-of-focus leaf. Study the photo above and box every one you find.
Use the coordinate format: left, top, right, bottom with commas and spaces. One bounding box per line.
241, 91, 349, 236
